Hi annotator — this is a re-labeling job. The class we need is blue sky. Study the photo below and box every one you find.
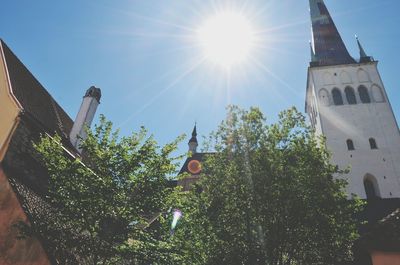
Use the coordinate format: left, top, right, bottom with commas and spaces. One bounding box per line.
1, 0, 400, 157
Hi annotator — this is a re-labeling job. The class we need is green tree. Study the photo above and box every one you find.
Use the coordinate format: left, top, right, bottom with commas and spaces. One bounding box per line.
30, 115, 183, 264
173, 106, 363, 265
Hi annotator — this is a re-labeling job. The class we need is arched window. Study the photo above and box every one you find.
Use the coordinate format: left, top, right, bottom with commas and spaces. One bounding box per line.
364, 175, 380, 200
346, 139, 355, 151
319, 88, 330, 106
371, 85, 384, 102
345, 86, 357, 105
369, 138, 378, 149
358, 86, 371, 103
332, 88, 343, 105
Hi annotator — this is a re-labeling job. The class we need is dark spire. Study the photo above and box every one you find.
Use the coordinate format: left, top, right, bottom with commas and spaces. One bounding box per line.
309, 0, 356, 66
356, 35, 374, 63
188, 123, 198, 154
356, 36, 367, 58
189, 123, 198, 144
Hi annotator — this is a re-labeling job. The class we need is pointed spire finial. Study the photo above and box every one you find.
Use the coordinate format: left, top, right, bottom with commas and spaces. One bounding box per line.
356, 35, 374, 63
192, 122, 197, 138
356, 35, 367, 58
188, 123, 198, 154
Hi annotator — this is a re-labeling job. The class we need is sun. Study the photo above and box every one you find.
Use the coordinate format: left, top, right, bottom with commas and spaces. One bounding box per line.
197, 11, 256, 68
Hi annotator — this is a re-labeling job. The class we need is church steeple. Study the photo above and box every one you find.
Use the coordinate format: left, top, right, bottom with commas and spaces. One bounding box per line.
306, 0, 400, 200
309, 0, 355, 66
188, 124, 198, 154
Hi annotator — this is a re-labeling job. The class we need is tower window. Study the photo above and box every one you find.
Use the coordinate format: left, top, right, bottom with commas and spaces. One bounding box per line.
364, 175, 380, 200
371, 85, 385, 102
346, 139, 355, 151
332, 88, 343, 105
345, 86, 357, 105
369, 138, 378, 149
358, 86, 371, 103
319, 88, 330, 106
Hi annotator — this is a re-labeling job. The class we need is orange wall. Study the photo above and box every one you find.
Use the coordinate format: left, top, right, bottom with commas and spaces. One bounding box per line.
0, 166, 50, 265
0, 44, 21, 162
371, 251, 400, 265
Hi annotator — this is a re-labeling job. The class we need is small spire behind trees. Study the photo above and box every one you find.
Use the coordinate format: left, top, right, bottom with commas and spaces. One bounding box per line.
188, 123, 198, 154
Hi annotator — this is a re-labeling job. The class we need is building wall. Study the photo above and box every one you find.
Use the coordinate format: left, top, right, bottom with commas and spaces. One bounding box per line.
0, 165, 50, 265
371, 251, 400, 265
306, 62, 400, 199
0, 46, 21, 161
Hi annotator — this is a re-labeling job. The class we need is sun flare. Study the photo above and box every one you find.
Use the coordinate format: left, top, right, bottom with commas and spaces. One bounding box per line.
197, 11, 256, 68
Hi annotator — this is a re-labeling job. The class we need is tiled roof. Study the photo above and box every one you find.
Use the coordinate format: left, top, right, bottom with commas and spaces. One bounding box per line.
358, 198, 400, 226
380, 208, 400, 224
357, 202, 400, 252
0, 40, 73, 138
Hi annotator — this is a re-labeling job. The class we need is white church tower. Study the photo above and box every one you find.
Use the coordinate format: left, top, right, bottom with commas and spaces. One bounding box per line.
305, 0, 400, 199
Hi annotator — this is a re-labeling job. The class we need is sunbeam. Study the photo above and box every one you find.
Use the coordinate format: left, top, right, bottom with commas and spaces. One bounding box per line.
250, 57, 302, 98
108, 8, 196, 33
118, 56, 206, 128
96, 0, 328, 130
121, 44, 204, 101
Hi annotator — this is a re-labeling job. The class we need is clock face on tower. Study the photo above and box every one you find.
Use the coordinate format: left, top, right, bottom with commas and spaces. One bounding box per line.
187, 159, 202, 175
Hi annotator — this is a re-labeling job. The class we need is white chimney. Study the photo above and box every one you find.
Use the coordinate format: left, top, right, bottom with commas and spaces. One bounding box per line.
70, 86, 101, 153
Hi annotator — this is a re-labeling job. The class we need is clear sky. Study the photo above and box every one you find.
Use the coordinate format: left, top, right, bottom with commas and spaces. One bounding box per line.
1, 0, 399, 157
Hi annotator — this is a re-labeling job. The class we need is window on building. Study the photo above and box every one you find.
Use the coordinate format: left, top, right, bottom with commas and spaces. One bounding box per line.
364, 175, 380, 200
358, 86, 371, 103
332, 88, 343, 105
319, 88, 330, 106
345, 86, 357, 104
369, 138, 378, 149
371, 85, 385, 102
346, 139, 355, 151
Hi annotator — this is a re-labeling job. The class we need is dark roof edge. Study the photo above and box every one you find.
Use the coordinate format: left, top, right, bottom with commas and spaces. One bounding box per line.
0, 39, 23, 109
0, 39, 74, 137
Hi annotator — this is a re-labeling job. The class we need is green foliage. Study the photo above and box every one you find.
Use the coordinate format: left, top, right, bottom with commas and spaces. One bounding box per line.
31, 107, 362, 265
33, 115, 184, 264
173, 106, 363, 265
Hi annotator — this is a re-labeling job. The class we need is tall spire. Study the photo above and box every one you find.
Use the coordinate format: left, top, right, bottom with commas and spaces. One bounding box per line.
356, 35, 373, 63
309, 0, 355, 66
188, 123, 198, 154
